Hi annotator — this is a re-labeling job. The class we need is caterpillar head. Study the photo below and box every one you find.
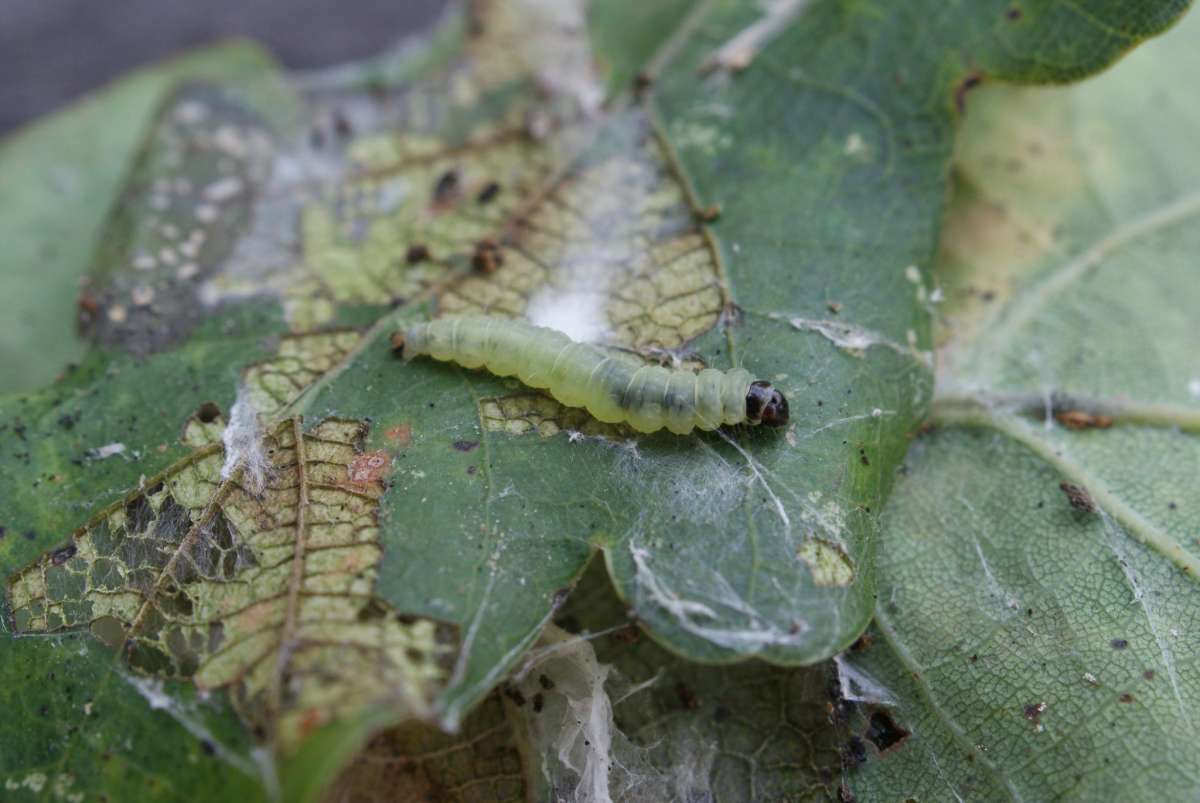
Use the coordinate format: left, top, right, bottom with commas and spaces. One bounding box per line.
745, 380, 789, 427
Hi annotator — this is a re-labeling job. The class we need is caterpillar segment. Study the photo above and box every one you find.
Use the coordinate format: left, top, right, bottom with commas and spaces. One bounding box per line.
393, 316, 788, 435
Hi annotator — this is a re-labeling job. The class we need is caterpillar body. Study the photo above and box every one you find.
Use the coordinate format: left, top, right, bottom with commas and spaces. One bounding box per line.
394, 316, 789, 434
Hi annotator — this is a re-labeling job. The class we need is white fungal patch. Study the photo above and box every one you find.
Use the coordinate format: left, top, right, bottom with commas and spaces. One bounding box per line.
1188, 379, 1200, 398
202, 176, 245, 203
173, 101, 208, 125
526, 287, 610, 344
13, 773, 47, 793
904, 264, 922, 283
668, 121, 732, 155
844, 132, 868, 158
130, 285, 156, 307
87, 442, 127, 460
220, 385, 271, 494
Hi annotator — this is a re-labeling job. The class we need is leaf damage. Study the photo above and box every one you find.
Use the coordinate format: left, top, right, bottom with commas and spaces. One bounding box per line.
7, 415, 458, 751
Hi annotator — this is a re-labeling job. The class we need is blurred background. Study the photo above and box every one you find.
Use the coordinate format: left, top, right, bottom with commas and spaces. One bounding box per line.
0, 0, 448, 133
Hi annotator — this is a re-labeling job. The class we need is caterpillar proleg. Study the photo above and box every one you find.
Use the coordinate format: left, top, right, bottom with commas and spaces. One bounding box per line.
392, 316, 789, 434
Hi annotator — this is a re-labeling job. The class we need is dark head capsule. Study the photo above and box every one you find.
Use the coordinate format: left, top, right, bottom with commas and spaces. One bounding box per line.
745, 380, 789, 427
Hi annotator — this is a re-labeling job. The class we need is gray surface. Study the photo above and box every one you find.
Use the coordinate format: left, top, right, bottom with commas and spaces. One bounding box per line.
0, 0, 448, 134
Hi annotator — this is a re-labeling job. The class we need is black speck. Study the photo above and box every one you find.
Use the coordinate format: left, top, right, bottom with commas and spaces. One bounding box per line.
476, 181, 501, 204
532, 693, 544, 713
538, 674, 555, 690
195, 401, 222, 424
405, 244, 431, 265
432, 169, 460, 204
504, 685, 527, 707
24, 530, 37, 541
1111, 638, 1129, 650
452, 440, 480, 453
200, 739, 216, 756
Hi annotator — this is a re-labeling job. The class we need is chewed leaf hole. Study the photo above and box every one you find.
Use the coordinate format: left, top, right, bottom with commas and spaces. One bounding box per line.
865, 708, 910, 753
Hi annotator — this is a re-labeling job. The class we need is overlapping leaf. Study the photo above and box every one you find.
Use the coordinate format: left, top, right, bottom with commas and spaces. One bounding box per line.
847, 11, 1200, 800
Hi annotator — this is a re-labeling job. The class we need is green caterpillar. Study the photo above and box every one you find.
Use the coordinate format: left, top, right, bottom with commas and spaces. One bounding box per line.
392, 316, 788, 434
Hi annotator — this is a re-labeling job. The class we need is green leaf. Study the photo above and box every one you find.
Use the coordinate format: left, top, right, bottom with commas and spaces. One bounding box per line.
848, 11, 1200, 801
1, 0, 1190, 800
0, 40, 278, 393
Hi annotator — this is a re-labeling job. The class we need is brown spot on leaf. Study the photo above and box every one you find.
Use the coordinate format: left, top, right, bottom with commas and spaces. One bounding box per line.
955, 71, 984, 115
849, 632, 874, 652
1059, 481, 1096, 513
1054, 410, 1113, 430
471, 238, 504, 273
385, 423, 412, 447
1119, 693, 1135, 704
405, 244, 431, 265
77, 294, 100, 331
296, 707, 325, 741
347, 451, 391, 485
